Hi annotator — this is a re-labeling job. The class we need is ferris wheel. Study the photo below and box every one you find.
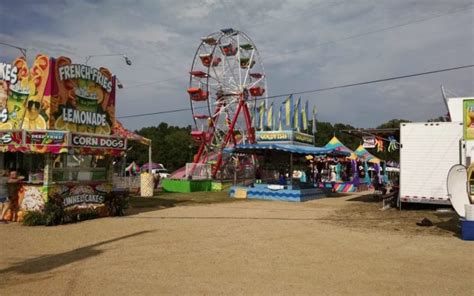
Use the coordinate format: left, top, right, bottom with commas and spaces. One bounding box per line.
187, 28, 267, 178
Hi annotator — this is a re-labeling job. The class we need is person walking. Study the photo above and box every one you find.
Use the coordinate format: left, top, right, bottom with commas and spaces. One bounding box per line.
0, 170, 9, 223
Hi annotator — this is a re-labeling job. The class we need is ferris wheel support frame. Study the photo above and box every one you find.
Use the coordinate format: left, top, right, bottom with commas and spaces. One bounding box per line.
212, 93, 255, 177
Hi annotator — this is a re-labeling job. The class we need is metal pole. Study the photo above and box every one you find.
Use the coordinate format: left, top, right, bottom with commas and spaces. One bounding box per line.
148, 145, 152, 173
289, 153, 293, 187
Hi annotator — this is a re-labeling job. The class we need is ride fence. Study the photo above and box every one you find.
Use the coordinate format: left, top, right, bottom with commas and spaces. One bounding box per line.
113, 175, 141, 192
185, 163, 212, 180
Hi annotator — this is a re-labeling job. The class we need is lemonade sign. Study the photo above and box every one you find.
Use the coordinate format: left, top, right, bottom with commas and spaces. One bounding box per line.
51, 56, 116, 135
464, 100, 474, 140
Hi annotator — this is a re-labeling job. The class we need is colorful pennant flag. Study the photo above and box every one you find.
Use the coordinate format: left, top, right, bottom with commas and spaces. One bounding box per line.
302, 100, 308, 131
312, 105, 317, 133
279, 104, 283, 130
294, 97, 301, 130
266, 102, 273, 130
258, 101, 265, 130
283, 95, 293, 128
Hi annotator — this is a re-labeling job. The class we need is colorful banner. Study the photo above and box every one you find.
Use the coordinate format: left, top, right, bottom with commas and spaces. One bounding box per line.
266, 102, 273, 130
0, 130, 23, 145
256, 131, 292, 142
302, 100, 308, 131
25, 130, 68, 145
25, 130, 69, 153
50, 56, 116, 135
312, 105, 317, 133
464, 99, 474, 140
0, 55, 52, 130
293, 131, 314, 145
255, 130, 314, 145
362, 136, 376, 148
294, 97, 300, 130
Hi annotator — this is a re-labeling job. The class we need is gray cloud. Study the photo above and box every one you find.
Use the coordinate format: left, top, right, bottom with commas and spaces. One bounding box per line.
0, 0, 473, 131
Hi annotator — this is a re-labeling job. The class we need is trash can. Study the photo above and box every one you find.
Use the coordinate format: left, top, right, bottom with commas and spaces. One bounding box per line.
140, 173, 154, 197
460, 218, 474, 241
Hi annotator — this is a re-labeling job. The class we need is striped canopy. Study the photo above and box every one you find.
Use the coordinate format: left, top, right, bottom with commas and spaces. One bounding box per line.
355, 145, 381, 164
324, 136, 358, 160
224, 143, 350, 156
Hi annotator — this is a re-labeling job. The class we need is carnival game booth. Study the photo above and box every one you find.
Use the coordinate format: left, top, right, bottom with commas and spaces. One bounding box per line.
354, 145, 387, 187
0, 54, 132, 221
320, 136, 363, 193
226, 131, 350, 202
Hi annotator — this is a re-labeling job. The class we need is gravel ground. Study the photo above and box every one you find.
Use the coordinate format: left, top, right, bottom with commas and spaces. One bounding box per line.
1, 192, 472, 295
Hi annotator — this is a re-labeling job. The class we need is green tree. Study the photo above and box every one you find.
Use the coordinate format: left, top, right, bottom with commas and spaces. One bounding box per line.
311, 121, 358, 149
126, 123, 196, 172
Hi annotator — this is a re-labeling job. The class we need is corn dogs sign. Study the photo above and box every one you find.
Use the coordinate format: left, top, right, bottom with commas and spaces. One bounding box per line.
71, 133, 126, 149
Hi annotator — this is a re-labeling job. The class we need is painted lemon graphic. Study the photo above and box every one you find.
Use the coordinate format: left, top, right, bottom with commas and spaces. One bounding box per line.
0, 122, 13, 129
54, 117, 77, 132
22, 115, 46, 130
96, 122, 111, 135
54, 117, 67, 130
77, 125, 96, 133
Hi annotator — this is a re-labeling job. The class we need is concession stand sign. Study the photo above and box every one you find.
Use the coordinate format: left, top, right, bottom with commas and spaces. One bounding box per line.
71, 133, 126, 149
0, 54, 126, 222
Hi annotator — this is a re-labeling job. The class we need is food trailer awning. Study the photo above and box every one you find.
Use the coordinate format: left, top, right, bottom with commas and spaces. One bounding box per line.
224, 143, 350, 156
112, 121, 151, 146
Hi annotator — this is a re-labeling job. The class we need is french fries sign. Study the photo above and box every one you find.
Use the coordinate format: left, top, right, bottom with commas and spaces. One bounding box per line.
0, 55, 116, 135
52, 56, 116, 135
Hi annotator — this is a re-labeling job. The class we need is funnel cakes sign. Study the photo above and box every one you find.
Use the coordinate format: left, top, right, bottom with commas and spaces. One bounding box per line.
51, 56, 116, 135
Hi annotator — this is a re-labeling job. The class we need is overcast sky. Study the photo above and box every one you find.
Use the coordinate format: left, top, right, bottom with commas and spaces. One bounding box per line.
1, 0, 473, 131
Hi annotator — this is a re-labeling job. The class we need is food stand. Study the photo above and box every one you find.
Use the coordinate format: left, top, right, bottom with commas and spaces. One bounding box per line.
227, 131, 350, 202
320, 136, 360, 192
0, 54, 128, 221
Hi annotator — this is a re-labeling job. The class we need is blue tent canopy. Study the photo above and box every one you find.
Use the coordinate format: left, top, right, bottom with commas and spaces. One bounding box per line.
224, 143, 350, 156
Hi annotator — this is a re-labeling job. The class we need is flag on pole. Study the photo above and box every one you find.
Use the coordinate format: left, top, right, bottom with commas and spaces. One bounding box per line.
305, 100, 309, 131
298, 98, 303, 131
258, 101, 265, 130
302, 100, 309, 131
250, 101, 256, 127
278, 105, 283, 130
266, 102, 273, 130
294, 97, 301, 130
283, 95, 293, 128
312, 105, 317, 133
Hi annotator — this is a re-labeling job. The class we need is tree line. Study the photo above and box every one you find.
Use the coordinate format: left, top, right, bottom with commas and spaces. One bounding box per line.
126, 117, 446, 172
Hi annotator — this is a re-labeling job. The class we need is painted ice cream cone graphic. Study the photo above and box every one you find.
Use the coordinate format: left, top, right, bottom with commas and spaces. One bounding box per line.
0, 81, 12, 129
7, 57, 30, 128
467, 106, 474, 139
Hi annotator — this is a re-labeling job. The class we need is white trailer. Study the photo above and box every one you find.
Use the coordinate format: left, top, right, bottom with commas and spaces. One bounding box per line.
400, 122, 463, 205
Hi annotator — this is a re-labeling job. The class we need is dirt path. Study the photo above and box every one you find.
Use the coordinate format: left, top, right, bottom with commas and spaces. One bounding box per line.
1, 193, 472, 295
